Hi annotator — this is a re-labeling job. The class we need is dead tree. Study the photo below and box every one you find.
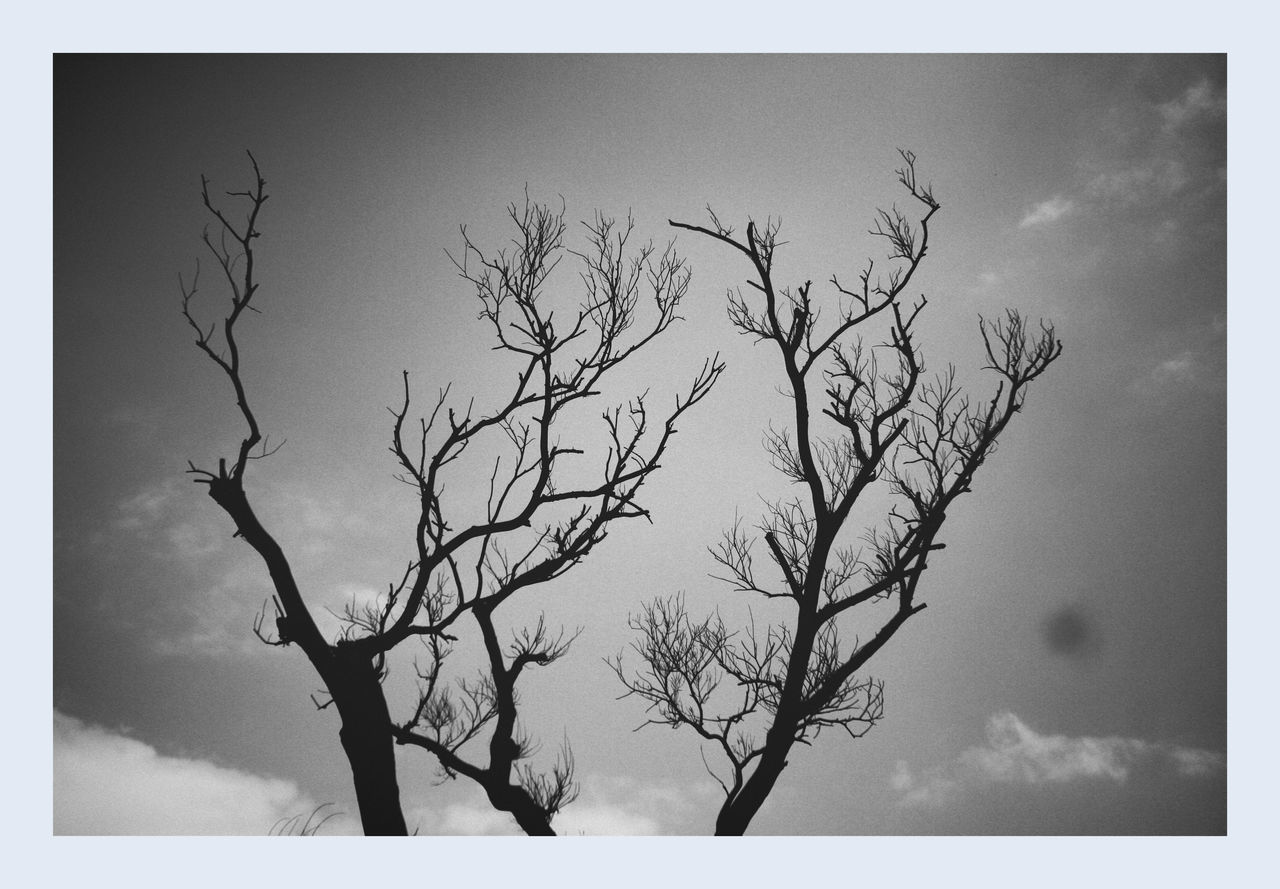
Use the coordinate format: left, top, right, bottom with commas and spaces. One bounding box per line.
611, 151, 1063, 836
182, 153, 723, 835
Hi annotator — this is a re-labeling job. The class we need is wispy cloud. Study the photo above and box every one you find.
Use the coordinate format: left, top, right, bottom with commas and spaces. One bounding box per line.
1019, 196, 1075, 228
104, 474, 395, 657
114, 479, 182, 531
113, 475, 376, 562
893, 712, 1223, 808
1086, 159, 1188, 205
1150, 350, 1200, 385
54, 711, 349, 835
113, 478, 226, 560
150, 568, 272, 657
1159, 78, 1227, 132
1168, 747, 1225, 778
1137, 314, 1226, 394
1020, 76, 1223, 238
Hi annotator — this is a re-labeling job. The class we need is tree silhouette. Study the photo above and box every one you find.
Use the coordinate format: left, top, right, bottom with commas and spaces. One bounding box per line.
182, 153, 723, 835
612, 151, 1063, 835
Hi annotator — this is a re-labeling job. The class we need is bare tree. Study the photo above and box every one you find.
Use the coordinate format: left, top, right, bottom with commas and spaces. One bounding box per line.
182, 153, 723, 835
612, 151, 1063, 835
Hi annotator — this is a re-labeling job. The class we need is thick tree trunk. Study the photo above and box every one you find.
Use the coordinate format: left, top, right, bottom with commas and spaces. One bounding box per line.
716, 613, 813, 836
714, 605, 817, 835
330, 656, 409, 836
714, 743, 792, 836
206, 483, 409, 836
486, 785, 556, 836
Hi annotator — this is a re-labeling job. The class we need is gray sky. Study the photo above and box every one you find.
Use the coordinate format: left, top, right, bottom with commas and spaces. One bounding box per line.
53, 54, 1226, 837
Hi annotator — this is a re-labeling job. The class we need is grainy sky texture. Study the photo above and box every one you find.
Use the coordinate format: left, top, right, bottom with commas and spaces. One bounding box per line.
53, 54, 1226, 836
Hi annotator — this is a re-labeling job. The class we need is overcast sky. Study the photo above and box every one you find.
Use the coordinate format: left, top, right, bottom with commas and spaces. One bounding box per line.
53, 54, 1226, 837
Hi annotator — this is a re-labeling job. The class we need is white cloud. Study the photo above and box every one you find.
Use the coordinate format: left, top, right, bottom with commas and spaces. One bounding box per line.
437, 803, 521, 835
405, 774, 716, 835
891, 759, 954, 808
108, 477, 386, 657
558, 774, 716, 835
961, 712, 1143, 784
1159, 79, 1226, 132
54, 711, 346, 835
403, 799, 526, 836
1019, 196, 1075, 228
553, 802, 660, 836
893, 712, 1223, 808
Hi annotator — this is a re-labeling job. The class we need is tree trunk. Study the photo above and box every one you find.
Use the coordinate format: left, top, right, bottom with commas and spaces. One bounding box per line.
330, 655, 409, 836
714, 743, 792, 836
714, 606, 817, 835
486, 784, 556, 836
510, 807, 557, 836
205, 484, 409, 836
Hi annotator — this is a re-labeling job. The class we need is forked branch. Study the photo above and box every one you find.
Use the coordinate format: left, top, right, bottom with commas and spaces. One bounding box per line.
619, 152, 1062, 835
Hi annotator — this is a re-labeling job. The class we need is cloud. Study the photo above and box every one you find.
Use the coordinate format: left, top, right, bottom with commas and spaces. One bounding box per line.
435, 803, 521, 835
553, 802, 660, 836
403, 800, 528, 836
1159, 78, 1226, 132
54, 711, 347, 835
114, 479, 182, 531
1168, 747, 1226, 778
150, 569, 271, 657
891, 759, 954, 808
113, 478, 226, 560
893, 712, 1223, 808
256, 481, 379, 560
555, 776, 712, 835
962, 713, 1139, 783
1087, 159, 1188, 205
1136, 313, 1223, 396
103, 474, 394, 657
1139, 314, 1226, 394
1018, 76, 1223, 242
1151, 350, 1199, 385
308, 583, 388, 642
405, 774, 715, 835
1019, 196, 1075, 228
165, 520, 226, 559
112, 476, 375, 564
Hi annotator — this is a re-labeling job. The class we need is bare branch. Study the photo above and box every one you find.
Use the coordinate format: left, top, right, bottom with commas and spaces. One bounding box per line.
632, 152, 1061, 836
